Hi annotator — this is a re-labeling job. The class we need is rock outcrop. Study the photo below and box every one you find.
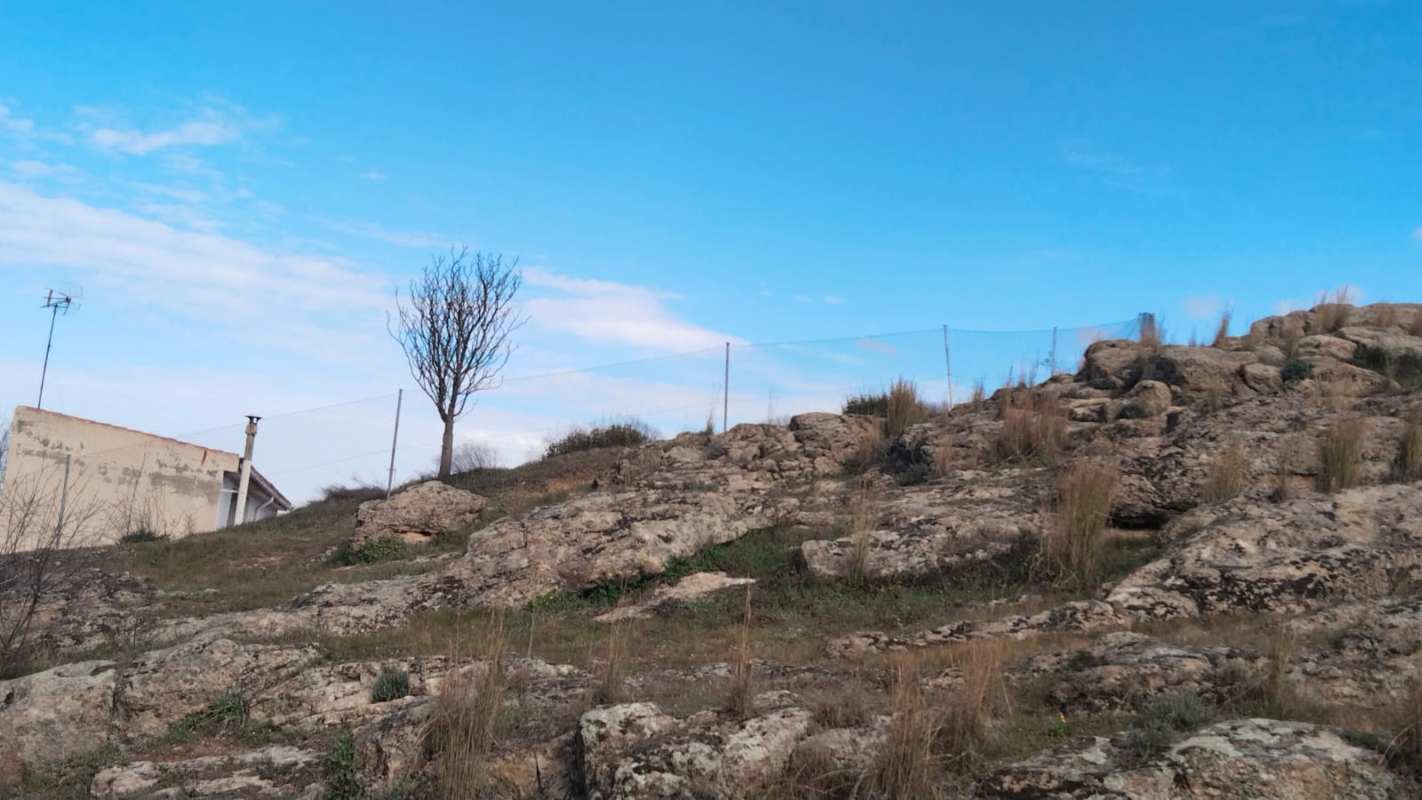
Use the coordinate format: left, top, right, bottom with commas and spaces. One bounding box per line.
353, 480, 487, 547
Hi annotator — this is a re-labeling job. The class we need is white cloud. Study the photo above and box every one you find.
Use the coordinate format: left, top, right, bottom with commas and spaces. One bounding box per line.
523, 267, 740, 351
86, 103, 276, 156
1412, 226, 1422, 242
1183, 294, 1225, 320
359, 170, 388, 182
322, 218, 448, 249
1061, 139, 1169, 191
823, 295, 845, 305
10, 159, 78, 180
0, 180, 387, 316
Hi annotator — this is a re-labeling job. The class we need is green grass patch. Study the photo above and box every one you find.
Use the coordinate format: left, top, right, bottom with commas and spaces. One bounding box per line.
6, 744, 127, 800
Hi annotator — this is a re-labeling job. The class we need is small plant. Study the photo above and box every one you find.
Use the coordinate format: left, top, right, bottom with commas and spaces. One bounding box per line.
725, 586, 755, 719
371, 667, 411, 703
846, 426, 887, 474
932, 435, 954, 479
1119, 692, 1212, 767
543, 419, 656, 459
1280, 358, 1314, 383
994, 390, 1067, 466
1401, 409, 1422, 483
1317, 418, 1366, 493
1040, 460, 1119, 588
873, 657, 940, 799
429, 614, 507, 800
1212, 310, 1232, 347
167, 690, 251, 742
847, 483, 874, 586
1202, 446, 1248, 503
939, 641, 1009, 757
119, 528, 167, 544
1250, 631, 1296, 718
323, 729, 364, 800
334, 535, 409, 565
843, 391, 889, 416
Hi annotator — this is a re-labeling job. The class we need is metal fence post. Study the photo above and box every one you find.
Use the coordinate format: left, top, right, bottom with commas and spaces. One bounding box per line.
941, 325, 953, 406
386, 389, 403, 497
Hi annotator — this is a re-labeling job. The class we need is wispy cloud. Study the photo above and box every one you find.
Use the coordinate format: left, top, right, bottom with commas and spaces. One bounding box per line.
359, 170, 388, 182
1061, 139, 1170, 192
523, 267, 740, 351
83, 101, 277, 156
1412, 226, 1422, 242
322, 218, 449, 249
10, 159, 79, 180
1182, 294, 1226, 320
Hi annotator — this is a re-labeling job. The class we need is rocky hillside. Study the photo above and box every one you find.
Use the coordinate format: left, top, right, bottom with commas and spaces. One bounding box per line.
7, 301, 1422, 799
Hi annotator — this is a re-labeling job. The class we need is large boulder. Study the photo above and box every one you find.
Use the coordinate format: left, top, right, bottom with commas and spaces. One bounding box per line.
0, 660, 117, 782
353, 481, 487, 547
1080, 339, 1146, 390
983, 718, 1399, 799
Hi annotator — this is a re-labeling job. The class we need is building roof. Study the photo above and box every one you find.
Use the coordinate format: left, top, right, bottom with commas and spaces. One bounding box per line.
246, 467, 293, 511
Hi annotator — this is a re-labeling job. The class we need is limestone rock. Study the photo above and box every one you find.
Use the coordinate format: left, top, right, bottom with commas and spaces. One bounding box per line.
0, 660, 116, 782
90, 745, 321, 799
1117, 380, 1171, 419
1081, 339, 1146, 390
353, 481, 487, 547
595, 572, 755, 623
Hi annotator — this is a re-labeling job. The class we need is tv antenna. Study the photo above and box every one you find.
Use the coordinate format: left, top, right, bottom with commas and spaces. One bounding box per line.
37, 289, 77, 410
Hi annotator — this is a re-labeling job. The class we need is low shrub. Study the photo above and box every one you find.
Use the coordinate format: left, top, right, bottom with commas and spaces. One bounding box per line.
1281, 359, 1313, 383
333, 535, 409, 565
319, 483, 386, 503
119, 528, 167, 544
544, 419, 655, 459
167, 691, 252, 742
885, 378, 929, 439
993, 390, 1066, 466
323, 729, 364, 800
371, 667, 411, 703
1119, 692, 1212, 767
843, 392, 889, 416
1317, 418, 1366, 493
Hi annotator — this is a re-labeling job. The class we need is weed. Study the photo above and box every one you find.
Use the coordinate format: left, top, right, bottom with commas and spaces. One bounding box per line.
846, 426, 887, 475
1317, 419, 1366, 493
885, 378, 928, 440
873, 657, 940, 799
847, 483, 874, 586
167, 690, 253, 743
1039, 461, 1119, 588
118, 528, 167, 544
428, 614, 506, 800
1212, 310, 1232, 347
844, 392, 889, 417
1138, 314, 1163, 353
1314, 287, 1355, 332
1202, 446, 1248, 503
1281, 359, 1314, 383
932, 436, 954, 479
323, 729, 364, 800
544, 419, 656, 459
333, 536, 410, 566
592, 619, 629, 706
371, 667, 411, 703
994, 390, 1066, 466
970, 380, 986, 405
940, 641, 1010, 759
1384, 673, 1422, 778
725, 586, 755, 719
1118, 692, 1213, 767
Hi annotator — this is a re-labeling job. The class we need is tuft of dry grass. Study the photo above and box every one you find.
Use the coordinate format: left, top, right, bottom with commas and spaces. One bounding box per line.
970, 380, 986, 405
1273, 449, 1296, 503
1254, 631, 1296, 719
1386, 672, 1422, 769
1376, 305, 1400, 329
725, 586, 756, 719
1402, 409, 1422, 483
428, 613, 507, 800
932, 435, 954, 479
1202, 447, 1248, 503
847, 426, 887, 475
939, 641, 1010, 758
874, 657, 941, 799
1138, 313, 1163, 353
885, 378, 929, 440
1317, 418, 1367, 493
1040, 461, 1119, 588
592, 619, 630, 706
1314, 287, 1355, 332
994, 391, 1067, 466
1212, 310, 1233, 348
1281, 324, 1303, 360
1313, 378, 1352, 412
847, 483, 874, 586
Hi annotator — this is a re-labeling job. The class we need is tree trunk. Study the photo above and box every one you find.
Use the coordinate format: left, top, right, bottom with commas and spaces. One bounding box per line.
439, 415, 455, 478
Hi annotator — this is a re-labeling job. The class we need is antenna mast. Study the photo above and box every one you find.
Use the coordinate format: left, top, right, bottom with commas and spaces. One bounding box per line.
37, 289, 75, 409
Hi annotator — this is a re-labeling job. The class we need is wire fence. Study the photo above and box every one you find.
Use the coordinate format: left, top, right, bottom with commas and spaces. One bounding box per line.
1, 315, 1144, 527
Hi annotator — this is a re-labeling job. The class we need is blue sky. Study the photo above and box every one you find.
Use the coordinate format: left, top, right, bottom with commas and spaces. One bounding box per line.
2, 2, 1420, 499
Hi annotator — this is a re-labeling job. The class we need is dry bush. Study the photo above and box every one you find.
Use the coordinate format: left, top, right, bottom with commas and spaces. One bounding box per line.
1252, 631, 1295, 718
873, 657, 941, 799
1376, 305, 1400, 329
1314, 287, 1355, 332
1317, 418, 1366, 493
725, 586, 755, 719
1202, 447, 1248, 503
1212, 310, 1233, 347
970, 380, 986, 405
1402, 409, 1422, 483
940, 641, 1010, 758
428, 614, 507, 799
1273, 449, 1296, 504
448, 440, 500, 473
847, 426, 887, 475
932, 436, 954, 479
1138, 314, 1165, 353
592, 619, 629, 706
885, 378, 929, 440
809, 680, 874, 730
1040, 461, 1119, 588
1281, 324, 1303, 361
994, 391, 1067, 466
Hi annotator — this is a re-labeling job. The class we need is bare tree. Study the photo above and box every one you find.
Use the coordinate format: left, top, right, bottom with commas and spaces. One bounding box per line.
0, 465, 102, 676
390, 248, 524, 478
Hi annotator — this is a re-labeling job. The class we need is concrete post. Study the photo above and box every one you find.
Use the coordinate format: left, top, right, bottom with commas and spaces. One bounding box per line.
234, 415, 260, 526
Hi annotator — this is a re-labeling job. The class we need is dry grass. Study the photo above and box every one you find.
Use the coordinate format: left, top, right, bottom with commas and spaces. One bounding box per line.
1402, 409, 1422, 482
592, 619, 630, 706
970, 380, 986, 405
1212, 310, 1233, 348
1256, 631, 1296, 718
1313, 378, 1352, 412
1376, 305, 1400, 329
1281, 324, 1303, 360
725, 586, 755, 719
1273, 449, 1296, 503
932, 435, 954, 479
939, 641, 1010, 758
1202, 446, 1248, 503
873, 657, 941, 799
1314, 287, 1355, 332
994, 391, 1067, 466
847, 427, 887, 475
847, 482, 874, 586
1040, 461, 1119, 588
1138, 313, 1163, 353
428, 614, 507, 800
1386, 672, 1422, 769
885, 378, 929, 440
1317, 418, 1367, 493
